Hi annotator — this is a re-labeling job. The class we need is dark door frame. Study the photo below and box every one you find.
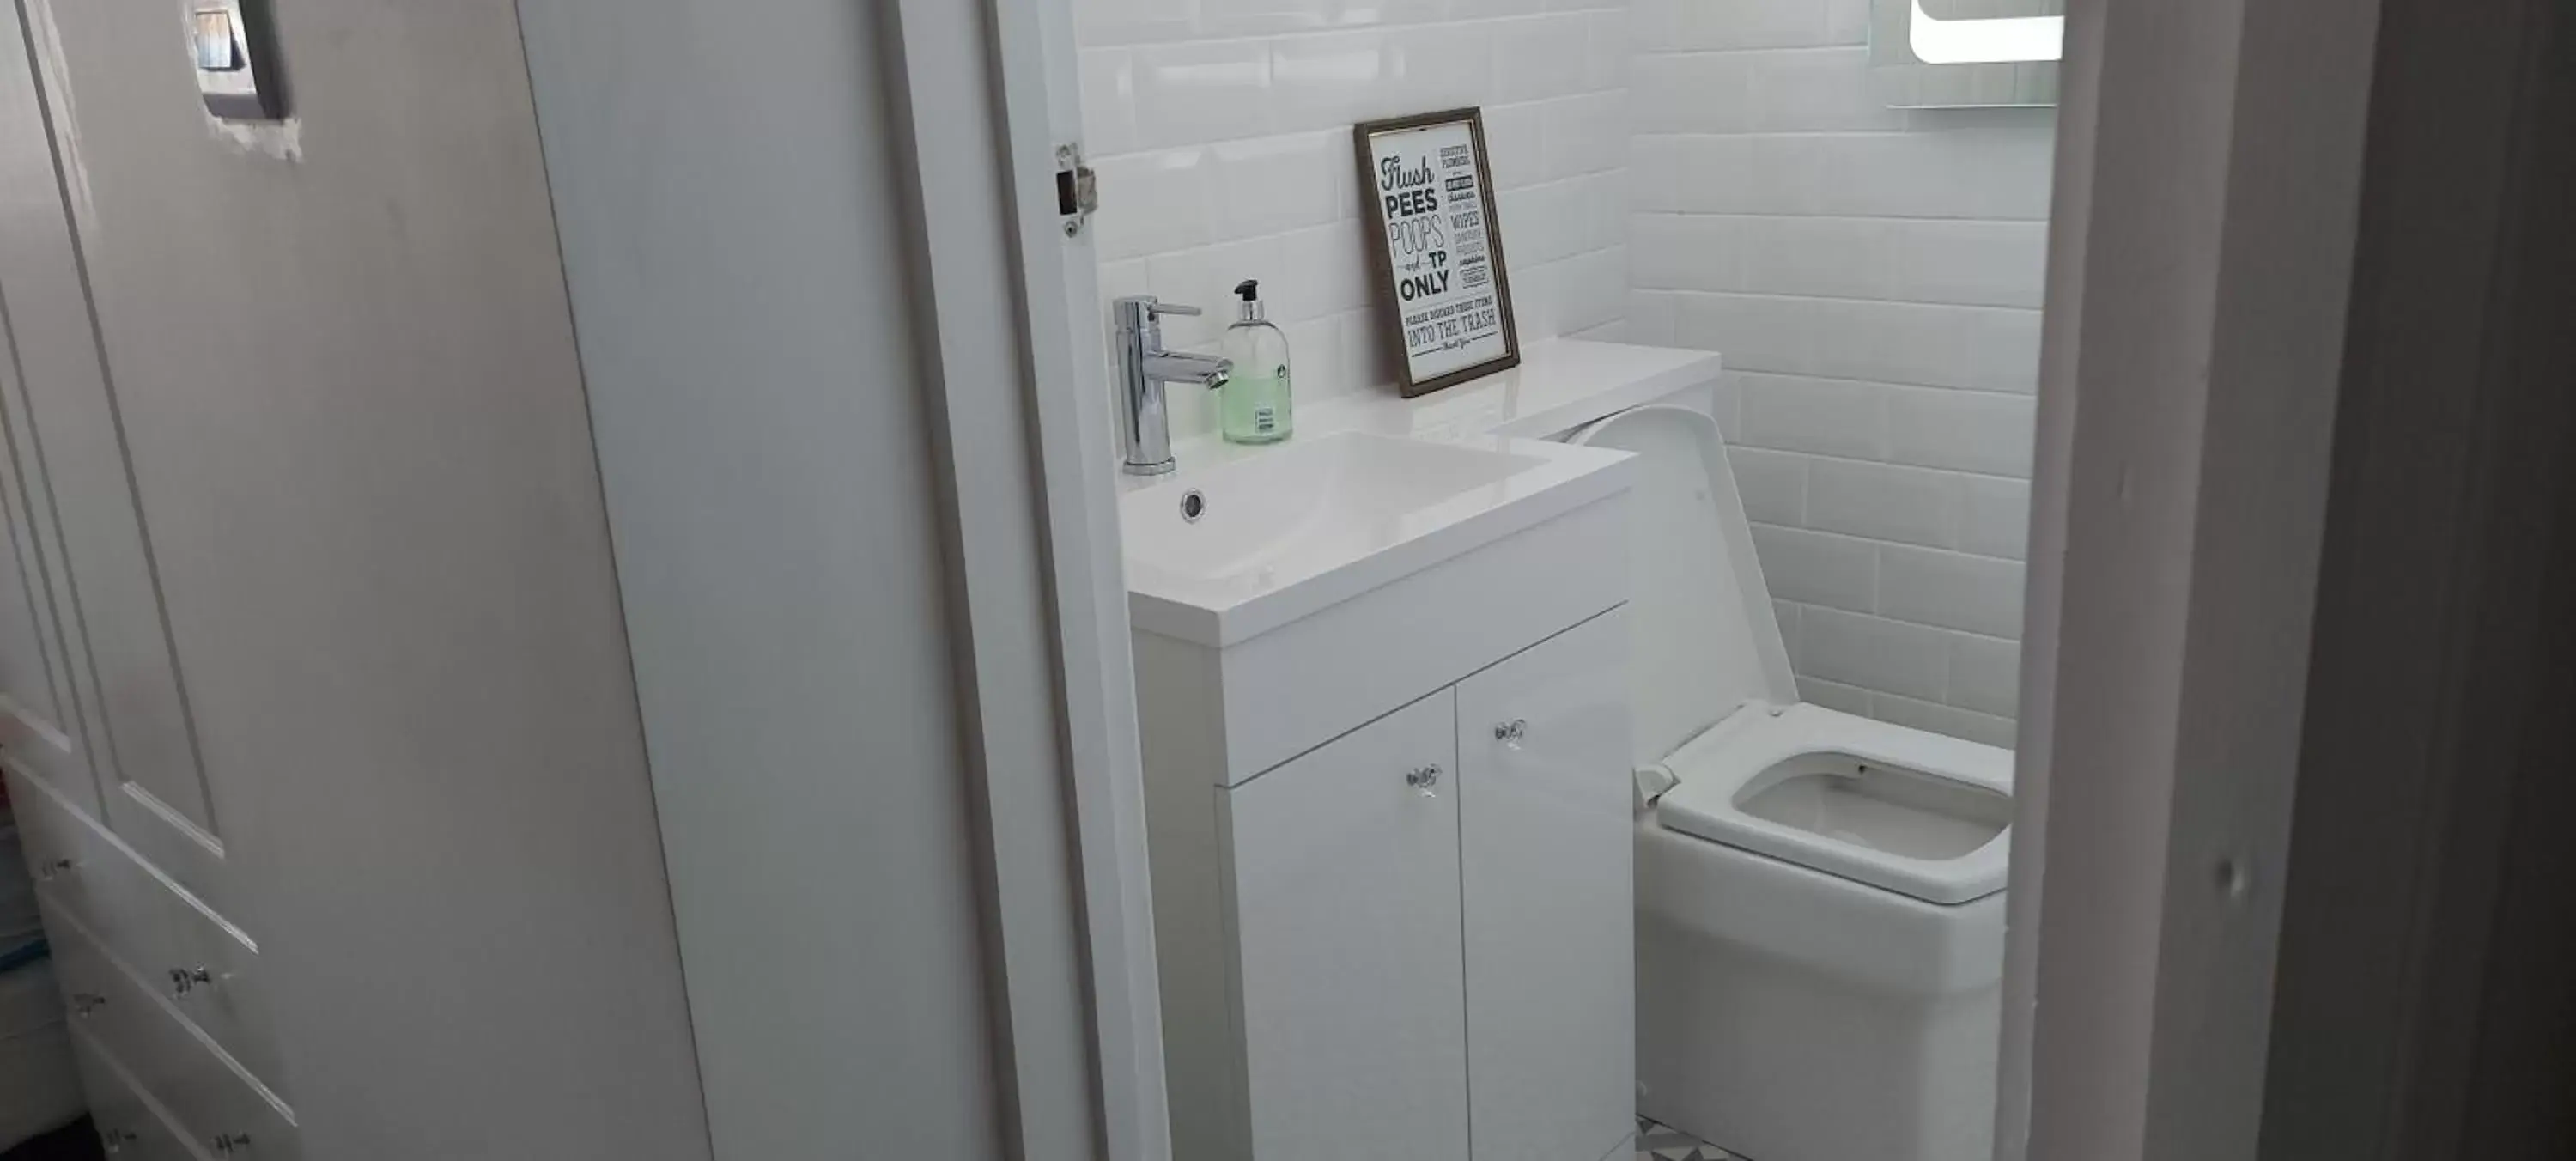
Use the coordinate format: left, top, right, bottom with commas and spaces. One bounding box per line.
2011, 2, 2576, 1158
2258, 1, 2576, 1157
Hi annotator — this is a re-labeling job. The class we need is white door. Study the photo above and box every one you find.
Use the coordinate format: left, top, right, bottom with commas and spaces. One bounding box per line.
0, 0, 231, 905
1455, 609, 1636, 1161
1225, 690, 1469, 1161
0, 450, 80, 797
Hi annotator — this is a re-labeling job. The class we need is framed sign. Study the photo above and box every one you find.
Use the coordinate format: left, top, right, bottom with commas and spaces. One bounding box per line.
1354, 108, 1520, 397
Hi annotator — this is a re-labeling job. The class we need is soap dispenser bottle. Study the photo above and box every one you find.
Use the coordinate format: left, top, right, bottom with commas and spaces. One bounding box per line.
1218, 279, 1293, 444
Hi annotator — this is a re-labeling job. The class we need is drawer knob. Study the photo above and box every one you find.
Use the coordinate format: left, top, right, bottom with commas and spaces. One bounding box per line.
1403, 764, 1442, 795
33, 857, 73, 882
211, 1132, 253, 1156
69, 992, 106, 1017
100, 1127, 139, 1152
169, 965, 214, 996
1492, 719, 1528, 745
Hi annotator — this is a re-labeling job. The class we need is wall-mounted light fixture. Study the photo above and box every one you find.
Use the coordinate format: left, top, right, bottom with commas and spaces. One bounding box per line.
1906, 0, 2064, 64
1870, 0, 2063, 108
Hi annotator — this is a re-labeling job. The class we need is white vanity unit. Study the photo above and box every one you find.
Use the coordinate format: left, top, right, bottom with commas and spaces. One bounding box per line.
1121, 429, 1638, 1161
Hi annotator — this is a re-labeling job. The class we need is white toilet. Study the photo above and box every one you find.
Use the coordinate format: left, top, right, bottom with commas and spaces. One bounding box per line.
1545, 391, 2014, 1161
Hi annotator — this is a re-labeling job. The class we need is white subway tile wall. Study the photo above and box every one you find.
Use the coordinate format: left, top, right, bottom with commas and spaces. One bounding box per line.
1078, 0, 1636, 442
1077, 0, 2044, 747
1631, 0, 2051, 745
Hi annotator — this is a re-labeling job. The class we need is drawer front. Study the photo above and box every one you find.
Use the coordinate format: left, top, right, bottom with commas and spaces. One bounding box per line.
46, 903, 298, 1161
66, 1026, 198, 1161
4, 764, 286, 1097
7, 763, 169, 970
1212, 495, 1629, 780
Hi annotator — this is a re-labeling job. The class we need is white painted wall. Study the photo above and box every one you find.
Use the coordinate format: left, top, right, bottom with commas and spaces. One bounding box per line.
1074, 0, 1636, 441
1626, 0, 2054, 745
515, 3, 1006, 1156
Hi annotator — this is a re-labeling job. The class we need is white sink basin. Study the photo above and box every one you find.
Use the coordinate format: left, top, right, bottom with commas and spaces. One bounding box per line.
1121, 430, 1633, 646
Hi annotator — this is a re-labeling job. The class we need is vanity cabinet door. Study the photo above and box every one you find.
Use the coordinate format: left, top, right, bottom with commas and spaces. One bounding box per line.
1225, 689, 1467, 1161
1455, 608, 1634, 1161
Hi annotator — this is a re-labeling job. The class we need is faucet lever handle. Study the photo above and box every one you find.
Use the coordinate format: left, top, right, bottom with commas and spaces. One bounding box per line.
1114, 295, 1202, 335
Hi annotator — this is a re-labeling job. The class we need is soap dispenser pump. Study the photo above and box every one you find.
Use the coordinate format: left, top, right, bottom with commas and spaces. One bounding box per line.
1218, 279, 1293, 444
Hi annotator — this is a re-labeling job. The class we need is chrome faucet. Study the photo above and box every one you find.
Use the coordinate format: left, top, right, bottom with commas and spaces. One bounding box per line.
1115, 295, 1231, 476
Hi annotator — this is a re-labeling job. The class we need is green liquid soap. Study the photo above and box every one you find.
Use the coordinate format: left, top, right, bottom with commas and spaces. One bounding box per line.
1220, 279, 1294, 444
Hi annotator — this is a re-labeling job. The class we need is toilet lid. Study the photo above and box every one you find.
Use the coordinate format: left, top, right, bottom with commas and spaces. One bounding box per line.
1571, 404, 1797, 765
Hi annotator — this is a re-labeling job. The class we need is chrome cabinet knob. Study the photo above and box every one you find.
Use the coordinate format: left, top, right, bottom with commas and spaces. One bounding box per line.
69, 992, 106, 1017
1493, 719, 1528, 744
1404, 764, 1442, 795
169, 965, 213, 996
211, 1132, 252, 1156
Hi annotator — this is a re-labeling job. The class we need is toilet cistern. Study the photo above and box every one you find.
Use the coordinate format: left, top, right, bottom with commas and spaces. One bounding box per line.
1115, 295, 1233, 476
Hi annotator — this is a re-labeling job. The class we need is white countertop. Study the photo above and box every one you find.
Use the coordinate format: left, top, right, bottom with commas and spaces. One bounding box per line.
1117, 339, 1724, 647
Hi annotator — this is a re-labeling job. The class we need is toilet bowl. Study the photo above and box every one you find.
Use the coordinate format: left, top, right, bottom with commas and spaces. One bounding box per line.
1634, 705, 2008, 1161
1544, 396, 2012, 1161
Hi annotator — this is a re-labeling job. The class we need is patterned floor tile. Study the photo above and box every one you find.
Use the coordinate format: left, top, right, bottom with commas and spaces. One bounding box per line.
1634, 1115, 1749, 1161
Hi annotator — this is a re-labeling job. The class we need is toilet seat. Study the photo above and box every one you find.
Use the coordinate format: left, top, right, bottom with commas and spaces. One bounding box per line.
1571, 401, 2013, 908
1656, 703, 2011, 904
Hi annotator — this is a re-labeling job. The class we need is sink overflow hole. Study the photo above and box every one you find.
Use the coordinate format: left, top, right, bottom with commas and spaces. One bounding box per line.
1181, 489, 1206, 522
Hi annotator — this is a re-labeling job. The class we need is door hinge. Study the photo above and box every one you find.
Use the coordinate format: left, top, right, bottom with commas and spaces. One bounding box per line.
1056, 143, 1098, 237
